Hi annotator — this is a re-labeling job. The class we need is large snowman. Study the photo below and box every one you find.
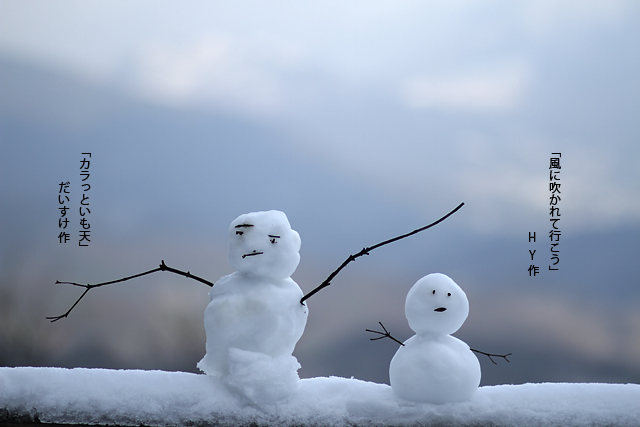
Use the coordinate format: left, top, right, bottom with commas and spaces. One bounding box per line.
389, 273, 481, 404
197, 210, 308, 403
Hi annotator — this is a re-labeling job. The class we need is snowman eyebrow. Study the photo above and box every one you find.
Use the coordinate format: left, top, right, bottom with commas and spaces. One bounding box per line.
268, 235, 280, 238
235, 224, 253, 234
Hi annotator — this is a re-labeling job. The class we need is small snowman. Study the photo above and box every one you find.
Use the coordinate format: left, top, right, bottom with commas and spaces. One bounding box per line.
388, 273, 481, 404
197, 210, 308, 403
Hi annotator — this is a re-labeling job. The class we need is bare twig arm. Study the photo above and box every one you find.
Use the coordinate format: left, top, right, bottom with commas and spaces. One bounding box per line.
470, 348, 512, 364
300, 202, 465, 304
366, 322, 406, 346
367, 323, 512, 365
157, 260, 215, 287
47, 260, 214, 322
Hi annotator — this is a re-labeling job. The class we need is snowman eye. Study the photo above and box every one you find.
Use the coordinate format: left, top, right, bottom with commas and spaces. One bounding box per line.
268, 235, 280, 244
447, 293, 451, 297
432, 290, 436, 294
235, 223, 254, 236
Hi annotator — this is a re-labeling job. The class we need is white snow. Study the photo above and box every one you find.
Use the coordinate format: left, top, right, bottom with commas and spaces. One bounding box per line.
405, 273, 469, 336
226, 210, 301, 280
1, 367, 639, 427
197, 211, 307, 404
390, 274, 481, 403
222, 348, 302, 405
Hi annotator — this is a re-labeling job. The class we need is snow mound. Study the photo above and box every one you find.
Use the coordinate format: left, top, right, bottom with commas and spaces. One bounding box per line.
1, 367, 639, 427
222, 348, 301, 405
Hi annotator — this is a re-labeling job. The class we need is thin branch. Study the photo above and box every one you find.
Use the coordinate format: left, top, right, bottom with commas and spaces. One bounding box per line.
300, 202, 465, 304
470, 348, 512, 364
367, 323, 512, 365
157, 260, 216, 287
47, 260, 214, 322
366, 322, 405, 346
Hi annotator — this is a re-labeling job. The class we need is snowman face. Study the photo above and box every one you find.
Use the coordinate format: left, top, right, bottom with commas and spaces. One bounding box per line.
227, 210, 301, 280
405, 273, 469, 335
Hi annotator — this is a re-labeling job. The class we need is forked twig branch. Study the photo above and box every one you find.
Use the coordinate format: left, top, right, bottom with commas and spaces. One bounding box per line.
47, 260, 214, 322
366, 322, 405, 346
300, 202, 464, 304
470, 348, 512, 364
50, 203, 464, 320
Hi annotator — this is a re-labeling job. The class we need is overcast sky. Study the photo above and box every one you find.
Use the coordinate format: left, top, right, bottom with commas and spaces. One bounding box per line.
2, 1, 639, 238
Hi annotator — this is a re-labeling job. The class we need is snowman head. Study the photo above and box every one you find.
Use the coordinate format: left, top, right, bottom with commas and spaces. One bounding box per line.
227, 210, 301, 280
405, 273, 469, 336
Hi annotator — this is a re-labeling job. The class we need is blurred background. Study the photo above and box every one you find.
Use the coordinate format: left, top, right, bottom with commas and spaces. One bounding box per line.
1, 1, 639, 387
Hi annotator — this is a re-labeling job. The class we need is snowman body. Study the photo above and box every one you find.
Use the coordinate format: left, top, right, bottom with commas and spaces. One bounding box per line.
198, 272, 306, 376
389, 273, 480, 403
390, 333, 480, 403
197, 211, 307, 402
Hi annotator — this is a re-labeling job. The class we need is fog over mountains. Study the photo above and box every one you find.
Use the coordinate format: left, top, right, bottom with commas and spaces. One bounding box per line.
1, 56, 639, 386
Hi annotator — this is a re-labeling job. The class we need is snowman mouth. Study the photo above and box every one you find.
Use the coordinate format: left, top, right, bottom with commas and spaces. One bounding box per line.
242, 251, 264, 259
434, 307, 447, 312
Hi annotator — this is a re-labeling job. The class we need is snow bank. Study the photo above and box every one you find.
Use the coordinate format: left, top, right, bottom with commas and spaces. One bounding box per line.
1, 367, 639, 427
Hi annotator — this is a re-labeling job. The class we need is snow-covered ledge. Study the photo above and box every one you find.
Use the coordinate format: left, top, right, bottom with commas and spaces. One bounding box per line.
1, 367, 639, 427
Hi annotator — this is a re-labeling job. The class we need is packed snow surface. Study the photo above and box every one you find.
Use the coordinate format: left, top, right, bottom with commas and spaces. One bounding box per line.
2, 367, 639, 427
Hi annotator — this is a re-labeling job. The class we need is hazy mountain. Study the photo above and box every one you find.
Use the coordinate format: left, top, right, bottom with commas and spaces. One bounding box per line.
1, 56, 639, 386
